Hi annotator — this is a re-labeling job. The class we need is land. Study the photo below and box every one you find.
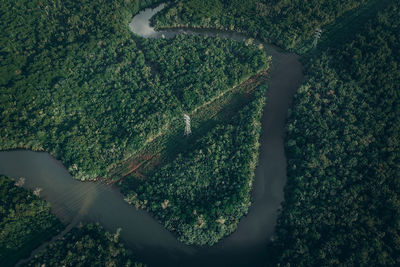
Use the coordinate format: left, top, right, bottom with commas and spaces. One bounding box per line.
269, 2, 400, 265
0, 0, 399, 265
0, 175, 145, 267
26, 223, 146, 267
152, 0, 370, 53
121, 84, 268, 245
0, 175, 62, 267
0, 0, 267, 180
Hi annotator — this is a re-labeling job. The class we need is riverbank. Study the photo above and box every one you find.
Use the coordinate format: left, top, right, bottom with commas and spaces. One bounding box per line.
0, 3, 303, 266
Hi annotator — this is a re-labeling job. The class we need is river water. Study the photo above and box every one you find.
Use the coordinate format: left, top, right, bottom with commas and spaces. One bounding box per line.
0, 4, 303, 267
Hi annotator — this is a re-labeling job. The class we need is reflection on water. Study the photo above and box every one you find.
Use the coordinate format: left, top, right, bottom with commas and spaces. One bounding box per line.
0, 151, 194, 266
129, 4, 166, 37
0, 3, 303, 267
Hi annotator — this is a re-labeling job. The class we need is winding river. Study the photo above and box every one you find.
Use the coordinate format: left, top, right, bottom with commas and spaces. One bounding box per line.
0, 4, 303, 267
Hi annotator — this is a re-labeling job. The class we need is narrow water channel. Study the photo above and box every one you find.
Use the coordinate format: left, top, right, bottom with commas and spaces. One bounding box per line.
0, 4, 303, 267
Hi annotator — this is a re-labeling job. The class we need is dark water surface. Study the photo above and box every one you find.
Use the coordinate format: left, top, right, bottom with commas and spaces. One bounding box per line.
0, 4, 303, 267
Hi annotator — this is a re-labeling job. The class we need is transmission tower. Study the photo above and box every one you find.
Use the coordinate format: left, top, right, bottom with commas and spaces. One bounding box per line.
184, 114, 191, 136
313, 28, 322, 47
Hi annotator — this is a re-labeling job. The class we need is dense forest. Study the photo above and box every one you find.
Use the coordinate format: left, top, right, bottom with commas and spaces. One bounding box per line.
0, 176, 62, 267
153, 0, 367, 53
268, 2, 400, 266
0, 175, 146, 266
0, 0, 267, 180
2, 0, 400, 265
27, 223, 145, 267
122, 85, 267, 245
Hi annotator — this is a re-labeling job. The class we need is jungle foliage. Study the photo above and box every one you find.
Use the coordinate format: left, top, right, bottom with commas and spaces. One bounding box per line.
268, 2, 400, 266
0, 176, 62, 267
27, 223, 146, 267
122, 85, 267, 245
153, 0, 367, 53
0, 0, 267, 180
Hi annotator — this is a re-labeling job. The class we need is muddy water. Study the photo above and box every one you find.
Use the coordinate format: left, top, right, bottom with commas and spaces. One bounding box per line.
0, 4, 303, 267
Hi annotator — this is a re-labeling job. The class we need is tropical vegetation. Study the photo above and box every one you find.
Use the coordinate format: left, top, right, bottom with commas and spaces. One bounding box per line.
153, 0, 368, 53
2, 0, 399, 264
27, 223, 146, 267
122, 85, 267, 245
268, 2, 400, 265
0, 176, 62, 267
0, 0, 267, 180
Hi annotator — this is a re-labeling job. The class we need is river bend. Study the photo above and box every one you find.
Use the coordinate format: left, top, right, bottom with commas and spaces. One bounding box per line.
0, 4, 303, 267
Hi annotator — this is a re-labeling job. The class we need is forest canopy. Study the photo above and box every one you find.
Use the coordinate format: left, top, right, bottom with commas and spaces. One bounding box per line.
152, 0, 367, 53
27, 223, 146, 267
268, 2, 400, 265
0, 176, 62, 267
0, 0, 267, 180
3, 0, 398, 264
122, 85, 267, 245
